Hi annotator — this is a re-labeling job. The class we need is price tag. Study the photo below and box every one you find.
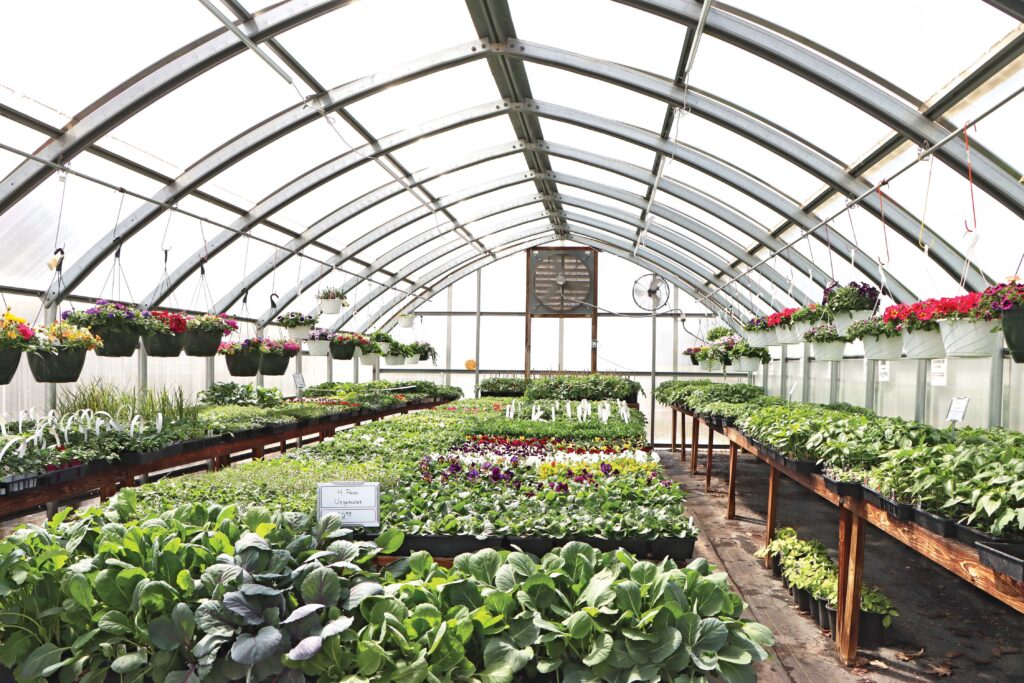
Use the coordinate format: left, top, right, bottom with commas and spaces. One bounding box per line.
877, 361, 890, 383
930, 359, 947, 387
293, 372, 306, 391
945, 397, 969, 424
317, 482, 380, 526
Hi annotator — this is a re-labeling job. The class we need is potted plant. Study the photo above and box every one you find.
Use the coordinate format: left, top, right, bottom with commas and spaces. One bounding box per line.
769, 308, 801, 344
695, 344, 728, 372
932, 292, 1002, 357
883, 301, 945, 359
823, 281, 879, 335
847, 318, 902, 360
315, 286, 345, 315
977, 278, 1024, 362
276, 311, 319, 340
27, 322, 101, 383
706, 326, 732, 342
260, 338, 299, 375
410, 340, 438, 364
0, 311, 35, 384
63, 300, 146, 357
384, 341, 408, 366
743, 316, 777, 347
305, 328, 331, 356
790, 304, 831, 340
804, 323, 847, 361
140, 310, 188, 357
358, 339, 381, 365
729, 340, 769, 373
184, 313, 238, 356
682, 346, 703, 366
330, 331, 365, 360
218, 338, 262, 377
397, 313, 416, 329
369, 330, 394, 355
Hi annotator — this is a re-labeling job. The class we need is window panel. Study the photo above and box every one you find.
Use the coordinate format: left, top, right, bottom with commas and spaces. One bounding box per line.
388, 117, 519, 174
662, 164, 782, 229
423, 154, 532, 198
270, 162, 395, 228
542, 119, 656, 169
448, 183, 538, 224
317, 191, 424, 254
548, 157, 650, 198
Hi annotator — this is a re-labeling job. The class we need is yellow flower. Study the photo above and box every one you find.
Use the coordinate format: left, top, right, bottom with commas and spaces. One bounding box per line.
3, 310, 26, 324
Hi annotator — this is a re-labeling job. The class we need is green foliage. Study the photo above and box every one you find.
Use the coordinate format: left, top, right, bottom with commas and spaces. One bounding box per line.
846, 317, 900, 340
477, 377, 530, 396
706, 325, 732, 341
524, 374, 642, 401
198, 382, 283, 408
57, 380, 199, 424
729, 340, 770, 362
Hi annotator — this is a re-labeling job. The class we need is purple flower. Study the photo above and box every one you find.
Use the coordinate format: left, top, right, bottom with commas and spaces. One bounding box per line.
61, 310, 71, 320
95, 299, 108, 306
467, 468, 479, 480
448, 462, 462, 474
600, 463, 612, 476
106, 312, 115, 318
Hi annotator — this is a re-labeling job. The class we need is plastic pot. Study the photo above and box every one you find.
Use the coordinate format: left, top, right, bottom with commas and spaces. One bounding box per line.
397, 315, 414, 328
812, 341, 846, 362
878, 495, 915, 522
939, 318, 1002, 358
504, 536, 554, 557
794, 587, 812, 613
259, 354, 291, 376
330, 341, 356, 360
384, 354, 406, 366
745, 329, 776, 347
816, 597, 831, 630
791, 320, 814, 340
976, 542, 1024, 583
419, 352, 430, 362
359, 352, 379, 366
913, 507, 956, 538
286, 326, 311, 340
687, 354, 699, 366
808, 594, 821, 623
902, 328, 945, 360
377, 342, 391, 355
733, 356, 761, 373
770, 553, 782, 578
783, 456, 820, 475
318, 298, 342, 314
649, 536, 696, 562
954, 522, 999, 548
142, 332, 185, 357
862, 486, 883, 509
774, 325, 802, 345
823, 476, 863, 499
306, 340, 330, 356
698, 359, 722, 372
859, 610, 886, 648
28, 348, 87, 383
1002, 305, 1024, 363
833, 309, 873, 335
93, 329, 139, 357
224, 351, 260, 377
0, 348, 21, 385
861, 334, 903, 360
827, 606, 837, 640
0, 472, 44, 496
405, 355, 420, 366
184, 331, 222, 357
397, 534, 501, 557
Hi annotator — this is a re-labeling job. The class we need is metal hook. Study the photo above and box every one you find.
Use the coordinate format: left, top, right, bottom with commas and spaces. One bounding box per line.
269, 293, 279, 310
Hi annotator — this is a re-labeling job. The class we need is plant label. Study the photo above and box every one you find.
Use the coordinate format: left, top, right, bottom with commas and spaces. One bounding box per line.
293, 372, 306, 391
317, 481, 380, 527
878, 361, 890, 382
930, 358, 947, 387
945, 397, 969, 424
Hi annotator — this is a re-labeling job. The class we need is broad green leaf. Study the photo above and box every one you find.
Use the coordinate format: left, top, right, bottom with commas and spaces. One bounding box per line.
301, 567, 342, 607
111, 651, 147, 674
230, 626, 282, 665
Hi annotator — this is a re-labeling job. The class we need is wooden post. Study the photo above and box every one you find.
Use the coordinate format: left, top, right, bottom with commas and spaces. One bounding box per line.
671, 409, 677, 453
836, 507, 852, 643
252, 444, 264, 461
726, 442, 738, 519
837, 511, 866, 665
705, 427, 715, 492
690, 417, 700, 474
764, 465, 779, 568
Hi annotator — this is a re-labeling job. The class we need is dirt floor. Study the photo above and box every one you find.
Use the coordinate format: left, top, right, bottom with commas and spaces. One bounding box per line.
663, 430, 1024, 683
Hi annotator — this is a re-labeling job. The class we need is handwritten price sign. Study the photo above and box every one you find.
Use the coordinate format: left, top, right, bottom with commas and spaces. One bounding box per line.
316, 481, 380, 527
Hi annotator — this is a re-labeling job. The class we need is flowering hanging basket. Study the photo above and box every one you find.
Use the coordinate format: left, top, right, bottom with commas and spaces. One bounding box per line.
329, 341, 357, 360
833, 310, 873, 335
900, 328, 945, 360
259, 354, 291, 376
184, 331, 222, 357
142, 332, 185, 357
1002, 306, 1024, 363
359, 352, 379, 366
318, 298, 342, 315
733, 356, 761, 373
224, 350, 260, 377
28, 348, 87, 383
0, 348, 21, 385
812, 341, 846, 362
92, 329, 139, 357
938, 319, 1001, 358
774, 325, 803, 345
306, 339, 330, 356
861, 335, 903, 360
384, 354, 406, 366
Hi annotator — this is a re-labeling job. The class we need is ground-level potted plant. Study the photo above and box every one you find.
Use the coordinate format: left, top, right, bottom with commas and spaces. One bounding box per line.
305, 328, 331, 356
884, 301, 945, 359
934, 292, 1002, 357
64, 299, 147, 357
27, 322, 101, 382
259, 338, 299, 375
141, 310, 188, 357
729, 340, 769, 373
184, 313, 238, 356
315, 286, 346, 314
0, 311, 34, 384
977, 278, 1024, 362
824, 281, 879, 335
358, 339, 381, 365
370, 330, 394, 355
218, 338, 262, 377
276, 311, 319, 340
805, 323, 847, 361
848, 318, 902, 360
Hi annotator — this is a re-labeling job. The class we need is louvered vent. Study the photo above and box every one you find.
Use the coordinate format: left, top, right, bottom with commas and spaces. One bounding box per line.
529, 249, 596, 315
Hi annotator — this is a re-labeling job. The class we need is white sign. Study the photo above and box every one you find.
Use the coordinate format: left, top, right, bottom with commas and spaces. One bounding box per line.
317, 482, 380, 527
293, 372, 306, 391
878, 361, 890, 383
930, 359, 947, 387
945, 397, 970, 424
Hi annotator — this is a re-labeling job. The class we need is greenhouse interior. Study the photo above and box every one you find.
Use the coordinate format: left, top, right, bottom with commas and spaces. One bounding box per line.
0, 0, 1023, 680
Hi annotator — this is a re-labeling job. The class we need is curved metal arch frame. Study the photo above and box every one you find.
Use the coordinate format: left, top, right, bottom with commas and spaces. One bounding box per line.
329, 208, 772, 332
49, 40, 994, 307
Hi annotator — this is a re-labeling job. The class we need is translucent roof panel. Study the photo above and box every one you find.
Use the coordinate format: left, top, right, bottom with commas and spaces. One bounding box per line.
388, 117, 520, 174
687, 36, 894, 163
274, 0, 476, 90
547, 157, 650, 198
662, 164, 784, 229
0, 119, 48, 179
316, 191, 425, 255
446, 184, 538, 224
0, 1, 220, 120
268, 161, 396, 228
948, 66, 1024, 177
541, 119, 657, 170
560, 188, 641, 218
656, 192, 762, 252
725, 0, 1017, 103
422, 154, 532, 199
467, 205, 552, 237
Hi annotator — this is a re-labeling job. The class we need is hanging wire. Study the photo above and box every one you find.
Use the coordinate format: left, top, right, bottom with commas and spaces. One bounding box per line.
822, 221, 836, 282
875, 183, 891, 267
962, 123, 978, 234
918, 153, 935, 251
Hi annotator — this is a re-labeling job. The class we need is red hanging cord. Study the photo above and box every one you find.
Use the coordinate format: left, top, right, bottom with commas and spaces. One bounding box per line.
963, 123, 978, 234
876, 182, 891, 266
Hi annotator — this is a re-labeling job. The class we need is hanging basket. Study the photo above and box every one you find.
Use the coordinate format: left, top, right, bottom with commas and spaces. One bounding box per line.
377, 342, 391, 355
833, 309, 873, 335
306, 340, 330, 356
142, 333, 185, 358
901, 329, 945, 360
733, 356, 761, 373
329, 341, 357, 360
359, 352, 379, 366
259, 354, 291, 376
405, 355, 420, 366
286, 326, 311, 340
774, 325, 802, 345
861, 335, 903, 360
419, 352, 430, 362
184, 331, 222, 357
745, 330, 775, 347
224, 351, 261, 377
28, 348, 87, 383
397, 315, 415, 329
384, 354, 406, 366
698, 359, 722, 372
939, 319, 1002, 358
1001, 305, 1024, 363
318, 298, 342, 315
791, 321, 814, 340
0, 348, 22, 385
812, 341, 846, 362
92, 329, 139, 357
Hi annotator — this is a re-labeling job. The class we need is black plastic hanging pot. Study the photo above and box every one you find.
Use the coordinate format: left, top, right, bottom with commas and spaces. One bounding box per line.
184, 331, 222, 357
92, 328, 139, 357
0, 348, 21, 385
419, 352, 430, 362
28, 348, 87, 383
142, 332, 185, 357
224, 351, 260, 377
1002, 305, 1024, 363
329, 341, 356, 360
259, 354, 291, 376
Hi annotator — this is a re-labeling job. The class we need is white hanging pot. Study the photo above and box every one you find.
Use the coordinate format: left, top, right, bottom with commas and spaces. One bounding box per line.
377, 342, 391, 355
833, 309, 873, 335
812, 341, 846, 362
306, 340, 330, 356
318, 298, 342, 315
791, 321, 814, 340
359, 352, 378, 366
287, 326, 311, 340
353, 346, 363, 357
405, 354, 420, 366
901, 328, 945, 360
733, 356, 761, 373
698, 359, 722, 372
939, 319, 1002, 358
745, 330, 772, 347
384, 354, 406, 366
397, 315, 415, 329
774, 325, 802, 345
861, 335, 903, 360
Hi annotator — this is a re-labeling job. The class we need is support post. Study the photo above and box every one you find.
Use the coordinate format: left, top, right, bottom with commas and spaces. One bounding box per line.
326, 353, 333, 382
671, 409, 677, 453
705, 427, 714, 492
779, 344, 788, 400
726, 442, 738, 520
914, 359, 927, 422
690, 416, 700, 474
557, 318, 564, 372
671, 286, 679, 377
764, 466, 779, 568
255, 325, 264, 388
650, 311, 657, 444
44, 304, 57, 411
205, 356, 215, 389
591, 251, 598, 373
353, 356, 359, 383
829, 360, 840, 404
989, 340, 1005, 428
294, 352, 302, 394
446, 285, 454, 384
762, 360, 769, 393
524, 250, 532, 380
865, 359, 877, 411
837, 509, 866, 665
474, 269, 482, 397
801, 342, 810, 403
138, 344, 148, 391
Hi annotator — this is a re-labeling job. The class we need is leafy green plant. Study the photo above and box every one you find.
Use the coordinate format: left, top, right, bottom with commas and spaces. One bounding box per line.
706, 326, 732, 341
525, 374, 642, 401
198, 382, 283, 408
478, 377, 530, 396
846, 317, 900, 340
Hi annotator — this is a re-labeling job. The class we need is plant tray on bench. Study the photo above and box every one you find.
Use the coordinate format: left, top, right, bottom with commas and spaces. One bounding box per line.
976, 542, 1024, 583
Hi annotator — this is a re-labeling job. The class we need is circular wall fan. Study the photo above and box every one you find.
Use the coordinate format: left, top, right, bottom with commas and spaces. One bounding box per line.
632, 274, 669, 311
